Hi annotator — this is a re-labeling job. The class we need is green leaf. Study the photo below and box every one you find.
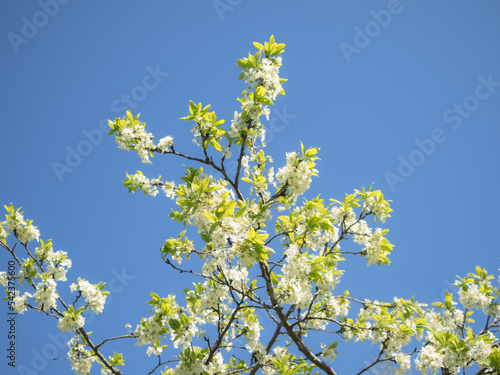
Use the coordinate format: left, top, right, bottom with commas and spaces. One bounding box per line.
236, 59, 248, 69
148, 292, 161, 305
487, 347, 500, 370
445, 291, 453, 310
169, 318, 180, 330
109, 352, 125, 367
248, 53, 256, 66
274, 43, 286, 55
234, 206, 246, 219
189, 100, 198, 114
203, 211, 217, 222
255, 86, 266, 100
253, 42, 264, 50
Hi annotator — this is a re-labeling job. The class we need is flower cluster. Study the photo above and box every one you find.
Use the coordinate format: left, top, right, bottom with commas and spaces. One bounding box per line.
33, 277, 59, 311
393, 353, 412, 375
229, 95, 269, 144
276, 196, 340, 252
17, 257, 38, 285
239, 149, 276, 201
415, 344, 444, 373
108, 111, 155, 163
320, 343, 338, 363
172, 172, 235, 233
123, 171, 175, 199
364, 196, 391, 223
134, 315, 168, 354
1, 204, 40, 243
131, 293, 201, 357
157, 135, 174, 153
0, 208, 64, 316
276, 244, 313, 308
362, 228, 393, 266
330, 187, 395, 266
331, 205, 356, 224
1, 222, 76, 317
228, 110, 249, 140
454, 266, 498, 314
243, 56, 283, 101
70, 278, 108, 314
162, 347, 225, 375
58, 306, 85, 332
240, 308, 262, 353
35, 240, 72, 281
415, 335, 496, 375
458, 283, 492, 310
230, 36, 286, 144
275, 146, 319, 208
340, 297, 430, 371
0, 272, 7, 287
0, 221, 8, 240
12, 291, 32, 313
180, 101, 227, 153
67, 336, 96, 375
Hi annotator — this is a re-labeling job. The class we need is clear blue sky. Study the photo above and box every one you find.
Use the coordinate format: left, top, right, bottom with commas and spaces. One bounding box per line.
1, 1, 500, 374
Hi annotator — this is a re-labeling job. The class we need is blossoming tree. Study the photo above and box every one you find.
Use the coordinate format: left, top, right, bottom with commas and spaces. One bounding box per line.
1, 36, 499, 375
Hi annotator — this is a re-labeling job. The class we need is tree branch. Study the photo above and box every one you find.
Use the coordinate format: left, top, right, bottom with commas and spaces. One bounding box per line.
78, 328, 121, 375
248, 306, 293, 375
259, 261, 337, 375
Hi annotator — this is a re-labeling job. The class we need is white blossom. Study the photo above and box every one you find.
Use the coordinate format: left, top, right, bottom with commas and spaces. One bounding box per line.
13, 292, 32, 314
0, 222, 8, 238
112, 116, 155, 164
394, 353, 411, 375
469, 339, 493, 363
68, 336, 96, 375
321, 343, 337, 362
33, 278, 58, 311
46, 250, 72, 282
364, 228, 385, 265
331, 205, 355, 224
0, 272, 8, 287
58, 310, 85, 332
276, 152, 316, 206
243, 57, 283, 100
415, 345, 444, 373
16, 224, 40, 244
135, 316, 166, 348
5, 211, 24, 232
72, 279, 107, 314
222, 147, 232, 159
157, 135, 174, 152
458, 283, 492, 310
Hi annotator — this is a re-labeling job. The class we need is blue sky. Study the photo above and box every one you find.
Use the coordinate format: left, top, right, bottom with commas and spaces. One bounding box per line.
1, 1, 500, 374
